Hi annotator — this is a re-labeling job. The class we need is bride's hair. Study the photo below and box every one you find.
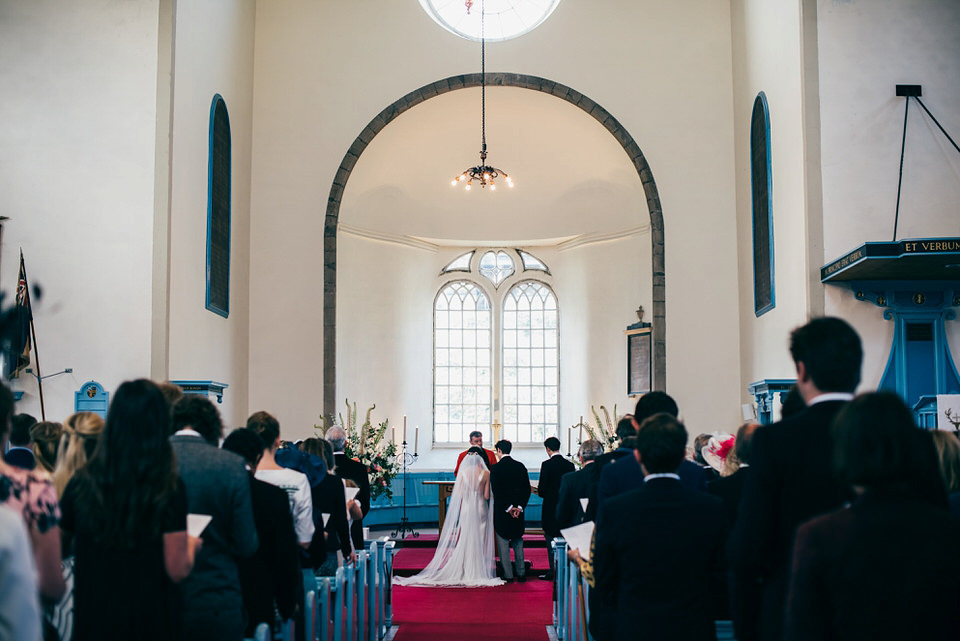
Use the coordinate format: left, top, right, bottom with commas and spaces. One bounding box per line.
466, 446, 491, 470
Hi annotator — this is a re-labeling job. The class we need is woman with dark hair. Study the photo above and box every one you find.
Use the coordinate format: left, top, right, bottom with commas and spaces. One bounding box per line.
60, 379, 200, 641
302, 438, 354, 575
29, 420, 62, 474
785, 392, 960, 641
467, 445, 492, 470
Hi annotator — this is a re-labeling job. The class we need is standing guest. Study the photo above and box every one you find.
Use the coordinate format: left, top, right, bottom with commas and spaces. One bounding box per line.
930, 430, 960, 517
0, 385, 65, 605
248, 411, 314, 549
61, 379, 198, 641
29, 421, 62, 475
730, 317, 862, 641
172, 395, 259, 641
0, 504, 42, 641
52, 412, 105, 497
221, 428, 299, 637
597, 392, 707, 508
785, 392, 960, 641
490, 440, 531, 582
454, 430, 498, 474
537, 436, 574, 580
156, 382, 184, 433
4, 412, 37, 470
324, 425, 369, 550
300, 438, 354, 574
594, 413, 726, 641
555, 438, 604, 530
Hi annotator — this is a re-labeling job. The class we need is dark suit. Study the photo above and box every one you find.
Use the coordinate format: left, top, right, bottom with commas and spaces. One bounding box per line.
170, 434, 259, 641
333, 453, 370, 550
707, 467, 753, 622
239, 477, 299, 636
595, 477, 726, 641
585, 448, 631, 522
490, 455, 531, 579
308, 472, 352, 568
728, 400, 851, 641
598, 453, 708, 506
539, 453, 575, 573
786, 491, 960, 641
555, 463, 598, 530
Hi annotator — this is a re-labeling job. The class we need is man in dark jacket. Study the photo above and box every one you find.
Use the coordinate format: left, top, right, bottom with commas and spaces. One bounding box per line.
538, 436, 574, 579
490, 440, 531, 582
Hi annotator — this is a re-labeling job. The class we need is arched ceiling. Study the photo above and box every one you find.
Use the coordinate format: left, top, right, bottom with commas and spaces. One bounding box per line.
339, 86, 648, 246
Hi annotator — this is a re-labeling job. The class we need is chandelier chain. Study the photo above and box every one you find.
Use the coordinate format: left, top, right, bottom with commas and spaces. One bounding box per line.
480, 0, 486, 154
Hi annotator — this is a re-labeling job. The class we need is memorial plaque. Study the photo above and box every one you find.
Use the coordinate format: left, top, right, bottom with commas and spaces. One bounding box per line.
627, 330, 651, 397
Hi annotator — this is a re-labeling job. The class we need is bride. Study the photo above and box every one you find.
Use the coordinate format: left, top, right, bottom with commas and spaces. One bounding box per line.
394, 447, 503, 587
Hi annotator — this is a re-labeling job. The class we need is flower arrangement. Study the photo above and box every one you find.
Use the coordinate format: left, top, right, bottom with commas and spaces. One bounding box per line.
583, 404, 619, 452
316, 399, 401, 502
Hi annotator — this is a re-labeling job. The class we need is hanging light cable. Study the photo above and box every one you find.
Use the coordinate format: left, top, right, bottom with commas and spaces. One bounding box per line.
452, 0, 513, 191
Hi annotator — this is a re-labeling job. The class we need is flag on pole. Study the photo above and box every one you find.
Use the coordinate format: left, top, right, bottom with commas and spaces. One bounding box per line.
8, 253, 32, 378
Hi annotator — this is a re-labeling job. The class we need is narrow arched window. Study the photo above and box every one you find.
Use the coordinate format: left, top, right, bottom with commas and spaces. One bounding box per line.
502, 281, 559, 443
434, 281, 493, 443
206, 95, 231, 317
751, 92, 774, 316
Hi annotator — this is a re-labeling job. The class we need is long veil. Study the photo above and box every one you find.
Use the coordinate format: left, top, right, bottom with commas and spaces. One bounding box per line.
394, 452, 502, 587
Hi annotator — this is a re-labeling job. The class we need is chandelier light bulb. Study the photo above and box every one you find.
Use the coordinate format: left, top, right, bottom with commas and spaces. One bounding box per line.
490, 183, 496, 190
451, 180, 458, 187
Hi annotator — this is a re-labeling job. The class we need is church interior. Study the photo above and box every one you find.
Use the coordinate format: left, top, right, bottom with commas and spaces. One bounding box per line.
3, 0, 959, 474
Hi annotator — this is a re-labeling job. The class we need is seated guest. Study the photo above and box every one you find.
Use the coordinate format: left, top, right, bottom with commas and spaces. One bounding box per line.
172, 395, 259, 641
29, 420, 61, 475
52, 412, 105, 497
597, 392, 707, 507
301, 438, 355, 574
0, 388, 65, 605
247, 411, 314, 549
930, 430, 960, 517
455, 430, 498, 474
4, 412, 37, 470
556, 438, 604, 530
325, 425, 369, 551
62, 379, 198, 641
693, 432, 719, 481
785, 392, 960, 641
594, 413, 726, 641
222, 428, 299, 637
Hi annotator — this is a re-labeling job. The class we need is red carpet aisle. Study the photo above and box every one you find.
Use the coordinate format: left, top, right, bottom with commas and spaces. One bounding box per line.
391, 535, 553, 641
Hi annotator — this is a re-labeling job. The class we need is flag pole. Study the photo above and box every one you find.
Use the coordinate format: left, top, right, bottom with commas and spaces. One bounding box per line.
19, 251, 45, 420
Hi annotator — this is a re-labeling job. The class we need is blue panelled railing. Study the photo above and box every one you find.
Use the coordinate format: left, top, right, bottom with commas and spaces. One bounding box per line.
291, 537, 396, 641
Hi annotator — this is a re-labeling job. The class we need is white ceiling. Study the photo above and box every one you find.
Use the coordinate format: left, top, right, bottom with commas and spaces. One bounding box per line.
338, 86, 649, 246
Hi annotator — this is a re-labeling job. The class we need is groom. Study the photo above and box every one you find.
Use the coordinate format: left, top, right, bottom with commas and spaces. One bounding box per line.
490, 440, 531, 582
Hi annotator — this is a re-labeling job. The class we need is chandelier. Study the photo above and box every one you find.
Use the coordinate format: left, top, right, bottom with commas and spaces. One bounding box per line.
451, 0, 513, 191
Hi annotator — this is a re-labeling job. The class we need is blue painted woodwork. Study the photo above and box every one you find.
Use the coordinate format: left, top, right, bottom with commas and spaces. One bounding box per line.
74, 381, 108, 418
13, 391, 23, 402
913, 395, 939, 429
747, 378, 795, 425
169, 379, 228, 404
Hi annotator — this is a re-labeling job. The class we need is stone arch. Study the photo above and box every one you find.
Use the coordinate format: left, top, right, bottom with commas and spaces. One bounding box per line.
323, 73, 665, 415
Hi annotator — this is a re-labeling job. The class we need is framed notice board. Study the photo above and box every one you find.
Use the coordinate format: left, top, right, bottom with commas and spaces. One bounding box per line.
626, 323, 652, 397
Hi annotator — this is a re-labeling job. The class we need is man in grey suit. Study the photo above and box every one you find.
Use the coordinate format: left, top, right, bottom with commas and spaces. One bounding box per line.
171, 395, 259, 641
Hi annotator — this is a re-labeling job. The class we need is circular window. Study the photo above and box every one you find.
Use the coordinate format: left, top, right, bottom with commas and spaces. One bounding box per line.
419, 0, 561, 42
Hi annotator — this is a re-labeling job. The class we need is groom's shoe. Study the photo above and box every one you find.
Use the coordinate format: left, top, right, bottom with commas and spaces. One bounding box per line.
504, 577, 515, 583
517, 575, 526, 583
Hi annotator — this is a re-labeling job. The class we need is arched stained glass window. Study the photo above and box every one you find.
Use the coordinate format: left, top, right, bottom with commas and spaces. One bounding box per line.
479, 250, 514, 287
434, 281, 493, 443
502, 281, 558, 443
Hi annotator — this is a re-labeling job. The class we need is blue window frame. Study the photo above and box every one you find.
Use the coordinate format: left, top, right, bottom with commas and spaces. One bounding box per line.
206, 95, 231, 317
751, 92, 774, 316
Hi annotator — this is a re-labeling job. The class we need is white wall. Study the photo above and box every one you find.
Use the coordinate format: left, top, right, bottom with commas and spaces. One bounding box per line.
818, 0, 960, 389
730, 0, 813, 409
0, 0, 161, 419
165, 0, 256, 429
249, 0, 743, 457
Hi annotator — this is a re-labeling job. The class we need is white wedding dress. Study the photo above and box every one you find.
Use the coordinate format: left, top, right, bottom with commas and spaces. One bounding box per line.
394, 453, 503, 587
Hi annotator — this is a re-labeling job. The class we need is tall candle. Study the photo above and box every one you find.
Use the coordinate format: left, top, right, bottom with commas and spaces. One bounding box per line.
414, 426, 419, 454
567, 429, 572, 454
403, 415, 407, 443
392, 426, 396, 446
579, 423, 583, 444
